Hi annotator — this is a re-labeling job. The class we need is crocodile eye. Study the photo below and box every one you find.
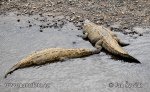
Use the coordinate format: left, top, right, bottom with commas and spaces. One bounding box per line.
83, 30, 86, 34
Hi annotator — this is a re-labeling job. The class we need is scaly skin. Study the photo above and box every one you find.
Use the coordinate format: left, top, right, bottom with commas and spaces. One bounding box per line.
82, 20, 141, 63
4, 48, 100, 78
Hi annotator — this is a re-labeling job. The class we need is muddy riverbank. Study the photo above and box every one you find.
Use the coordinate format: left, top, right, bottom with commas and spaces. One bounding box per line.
0, 0, 150, 92
0, 12, 150, 92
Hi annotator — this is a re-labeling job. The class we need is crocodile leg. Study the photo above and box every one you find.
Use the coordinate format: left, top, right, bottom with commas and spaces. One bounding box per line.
114, 36, 129, 46
95, 40, 103, 50
107, 30, 130, 46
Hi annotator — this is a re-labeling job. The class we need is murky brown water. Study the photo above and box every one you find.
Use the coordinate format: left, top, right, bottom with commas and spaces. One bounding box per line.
0, 13, 150, 92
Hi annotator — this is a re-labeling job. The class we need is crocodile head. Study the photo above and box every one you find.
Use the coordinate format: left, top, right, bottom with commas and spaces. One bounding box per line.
83, 19, 92, 33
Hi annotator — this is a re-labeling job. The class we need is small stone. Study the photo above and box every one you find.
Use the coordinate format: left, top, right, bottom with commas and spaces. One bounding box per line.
39, 25, 42, 27
39, 13, 43, 17
139, 5, 142, 7
123, 27, 128, 29
53, 23, 58, 28
121, 12, 125, 14
57, 1, 63, 4
17, 19, 20, 22
43, 26, 46, 28
78, 27, 82, 30
29, 25, 32, 27
135, 1, 138, 3
33, 6, 36, 9
72, 41, 76, 44
139, 34, 143, 36
39, 30, 43, 32
79, 19, 84, 22
28, 20, 30, 23
52, 16, 55, 18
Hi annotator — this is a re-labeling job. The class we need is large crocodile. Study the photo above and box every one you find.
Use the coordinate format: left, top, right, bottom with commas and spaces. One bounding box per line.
4, 48, 100, 78
80, 20, 141, 63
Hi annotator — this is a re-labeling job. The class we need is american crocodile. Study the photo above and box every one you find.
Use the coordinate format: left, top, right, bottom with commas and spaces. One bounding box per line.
80, 20, 141, 63
4, 48, 100, 78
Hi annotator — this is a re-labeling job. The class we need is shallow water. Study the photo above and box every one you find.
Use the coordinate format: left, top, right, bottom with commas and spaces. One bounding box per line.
0, 13, 150, 92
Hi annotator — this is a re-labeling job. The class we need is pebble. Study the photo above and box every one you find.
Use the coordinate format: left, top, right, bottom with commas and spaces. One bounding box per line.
17, 19, 20, 22
28, 20, 30, 23
72, 41, 76, 44
29, 25, 32, 27
39, 30, 43, 32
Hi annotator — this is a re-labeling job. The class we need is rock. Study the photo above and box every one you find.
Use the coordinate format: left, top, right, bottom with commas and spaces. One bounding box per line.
57, 1, 63, 4
72, 41, 76, 44
17, 19, 20, 22
39, 13, 43, 17
28, 20, 30, 23
29, 24, 32, 27
53, 22, 58, 28
39, 30, 43, 32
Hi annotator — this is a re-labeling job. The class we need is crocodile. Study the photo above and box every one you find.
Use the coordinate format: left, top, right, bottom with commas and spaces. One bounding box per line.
80, 20, 141, 63
4, 48, 100, 78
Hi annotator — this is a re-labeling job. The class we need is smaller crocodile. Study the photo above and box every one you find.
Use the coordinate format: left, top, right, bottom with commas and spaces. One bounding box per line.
4, 48, 100, 78
80, 20, 141, 63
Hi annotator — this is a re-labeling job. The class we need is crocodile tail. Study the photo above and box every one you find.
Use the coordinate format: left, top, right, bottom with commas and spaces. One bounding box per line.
104, 42, 141, 64
4, 63, 19, 78
121, 54, 141, 64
